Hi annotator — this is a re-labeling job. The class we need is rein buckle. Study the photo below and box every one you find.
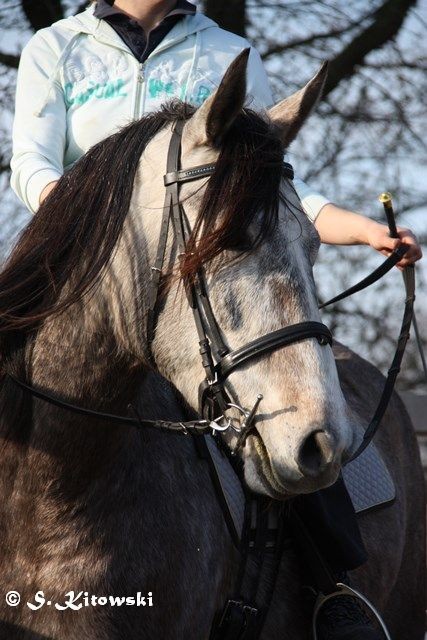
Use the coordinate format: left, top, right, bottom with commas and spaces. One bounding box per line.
213, 599, 260, 640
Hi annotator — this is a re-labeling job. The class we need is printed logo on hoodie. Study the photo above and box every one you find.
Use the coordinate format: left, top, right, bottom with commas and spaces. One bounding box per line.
64, 52, 128, 106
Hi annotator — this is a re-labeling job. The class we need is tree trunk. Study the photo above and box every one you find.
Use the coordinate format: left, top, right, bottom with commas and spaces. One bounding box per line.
204, 0, 246, 37
324, 0, 417, 97
21, 0, 64, 32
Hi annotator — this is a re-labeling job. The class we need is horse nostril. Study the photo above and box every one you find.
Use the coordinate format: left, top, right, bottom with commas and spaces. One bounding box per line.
297, 430, 334, 477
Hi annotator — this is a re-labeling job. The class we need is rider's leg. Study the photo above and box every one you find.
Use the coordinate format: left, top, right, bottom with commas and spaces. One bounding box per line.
292, 475, 367, 573
291, 477, 385, 640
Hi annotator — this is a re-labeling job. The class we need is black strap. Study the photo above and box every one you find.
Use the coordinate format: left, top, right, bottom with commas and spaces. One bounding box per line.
146, 193, 172, 344
318, 237, 415, 462
8, 373, 213, 435
147, 121, 186, 344
193, 270, 230, 359
318, 245, 407, 309
165, 125, 228, 390
168, 160, 291, 190
218, 322, 332, 381
164, 163, 216, 186
192, 435, 243, 549
210, 498, 287, 640
348, 263, 415, 461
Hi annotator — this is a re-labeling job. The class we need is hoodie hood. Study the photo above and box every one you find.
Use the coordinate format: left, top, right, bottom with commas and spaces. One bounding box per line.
59, 5, 218, 45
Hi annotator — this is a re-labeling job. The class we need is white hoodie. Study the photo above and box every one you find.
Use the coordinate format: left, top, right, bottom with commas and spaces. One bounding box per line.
10, 5, 330, 216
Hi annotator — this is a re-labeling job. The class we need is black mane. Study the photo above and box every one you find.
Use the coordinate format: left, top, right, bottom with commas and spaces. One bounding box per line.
0, 100, 285, 342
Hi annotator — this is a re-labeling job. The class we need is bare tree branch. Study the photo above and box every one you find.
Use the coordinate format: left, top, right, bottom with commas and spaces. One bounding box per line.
263, 29, 343, 60
324, 0, 417, 97
204, 0, 246, 37
21, 0, 64, 31
262, 20, 366, 60
0, 52, 19, 69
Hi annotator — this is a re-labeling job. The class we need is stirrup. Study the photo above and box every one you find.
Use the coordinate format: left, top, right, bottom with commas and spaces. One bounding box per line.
312, 583, 392, 640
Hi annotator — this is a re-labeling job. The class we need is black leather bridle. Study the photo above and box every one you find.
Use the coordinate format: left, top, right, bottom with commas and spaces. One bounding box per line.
145, 121, 333, 450
9, 119, 415, 463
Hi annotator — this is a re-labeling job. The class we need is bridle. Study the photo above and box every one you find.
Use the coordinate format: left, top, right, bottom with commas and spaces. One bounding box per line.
8, 119, 415, 463
145, 121, 333, 450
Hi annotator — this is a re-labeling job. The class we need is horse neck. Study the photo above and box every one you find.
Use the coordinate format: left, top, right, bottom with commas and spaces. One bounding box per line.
1, 295, 142, 478
0, 300, 228, 606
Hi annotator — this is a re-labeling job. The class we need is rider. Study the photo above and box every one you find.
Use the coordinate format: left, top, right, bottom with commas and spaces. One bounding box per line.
10, 1, 422, 638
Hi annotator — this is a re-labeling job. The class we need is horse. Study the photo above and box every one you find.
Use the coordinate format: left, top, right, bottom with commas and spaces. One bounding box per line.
0, 51, 424, 639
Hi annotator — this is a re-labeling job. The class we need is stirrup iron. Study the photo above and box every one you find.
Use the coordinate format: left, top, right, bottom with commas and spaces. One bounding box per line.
312, 583, 392, 640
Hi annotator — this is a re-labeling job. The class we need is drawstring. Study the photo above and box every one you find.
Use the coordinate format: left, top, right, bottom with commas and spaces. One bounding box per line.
33, 33, 81, 117
182, 30, 200, 102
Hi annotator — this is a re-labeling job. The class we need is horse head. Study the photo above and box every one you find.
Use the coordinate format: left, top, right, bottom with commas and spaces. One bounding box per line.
110, 51, 355, 498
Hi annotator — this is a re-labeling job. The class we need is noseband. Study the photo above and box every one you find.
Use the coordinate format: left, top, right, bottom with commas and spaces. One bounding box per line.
145, 120, 332, 450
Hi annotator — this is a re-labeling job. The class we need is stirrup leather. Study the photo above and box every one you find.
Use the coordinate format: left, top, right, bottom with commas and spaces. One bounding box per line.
312, 583, 392, 640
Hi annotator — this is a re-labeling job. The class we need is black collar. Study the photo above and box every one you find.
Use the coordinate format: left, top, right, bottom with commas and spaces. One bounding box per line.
94, 0, 196, 20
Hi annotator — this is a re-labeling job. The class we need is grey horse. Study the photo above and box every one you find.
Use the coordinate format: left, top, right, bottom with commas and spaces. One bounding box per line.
0, 52, 424, 639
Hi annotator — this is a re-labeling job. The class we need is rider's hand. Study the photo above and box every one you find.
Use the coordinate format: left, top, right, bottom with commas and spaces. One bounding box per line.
366, 222, 423, 269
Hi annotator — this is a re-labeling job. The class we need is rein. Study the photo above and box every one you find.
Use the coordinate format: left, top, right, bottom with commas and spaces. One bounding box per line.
7, 121, 414, 463
321, 250, 415, 462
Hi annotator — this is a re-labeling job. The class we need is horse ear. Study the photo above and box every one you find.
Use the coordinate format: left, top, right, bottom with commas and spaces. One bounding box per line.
268, 62, 328, 147
185, 48, 250, 148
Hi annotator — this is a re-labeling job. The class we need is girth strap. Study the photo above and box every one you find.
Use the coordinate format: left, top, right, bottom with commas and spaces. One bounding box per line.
210, 498, 287, 640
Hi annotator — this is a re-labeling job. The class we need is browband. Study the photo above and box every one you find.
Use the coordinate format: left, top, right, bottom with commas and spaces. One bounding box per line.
164, 161, 294, 187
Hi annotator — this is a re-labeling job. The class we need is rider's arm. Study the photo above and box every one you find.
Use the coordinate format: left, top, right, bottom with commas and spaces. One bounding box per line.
10, 31, 65, 213
314, 203, 422, 267
245, 50, 422, 267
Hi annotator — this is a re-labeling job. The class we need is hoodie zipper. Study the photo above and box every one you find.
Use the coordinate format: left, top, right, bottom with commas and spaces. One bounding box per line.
131, 33, 187, 120
70, 13, 199, 118
134, 34, 189, 115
